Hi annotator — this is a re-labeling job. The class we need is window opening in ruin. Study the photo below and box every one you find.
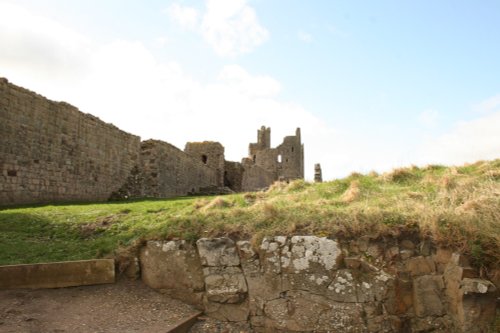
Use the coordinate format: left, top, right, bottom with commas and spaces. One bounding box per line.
201, 154, 208, 164
277, 155, 282, 163
253, 155, 256, 162
224, 171, 231, 187
286, 158, 288, 163
291, 147, 294, 152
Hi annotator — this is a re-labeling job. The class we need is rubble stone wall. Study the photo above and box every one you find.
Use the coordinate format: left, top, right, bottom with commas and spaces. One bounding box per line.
139, 235, 498, 333
0, 78, 140, 206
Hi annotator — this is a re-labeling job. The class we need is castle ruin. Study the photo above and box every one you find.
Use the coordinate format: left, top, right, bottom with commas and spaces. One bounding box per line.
0, 78, 304, 206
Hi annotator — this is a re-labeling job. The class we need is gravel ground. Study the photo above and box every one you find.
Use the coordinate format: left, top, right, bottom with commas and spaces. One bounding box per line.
0, 278, 199, 333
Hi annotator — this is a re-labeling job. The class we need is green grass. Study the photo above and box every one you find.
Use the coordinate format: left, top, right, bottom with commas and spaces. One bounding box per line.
1, 159, 499, 268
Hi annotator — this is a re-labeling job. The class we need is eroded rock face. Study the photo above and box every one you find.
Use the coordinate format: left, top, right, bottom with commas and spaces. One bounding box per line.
139, 236, 497, 333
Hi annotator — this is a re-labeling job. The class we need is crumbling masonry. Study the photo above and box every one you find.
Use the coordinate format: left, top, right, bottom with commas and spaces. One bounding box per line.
0, 78, 304, 206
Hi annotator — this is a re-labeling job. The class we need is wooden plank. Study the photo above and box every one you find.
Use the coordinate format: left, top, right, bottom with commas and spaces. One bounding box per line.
0, 259, 115, 289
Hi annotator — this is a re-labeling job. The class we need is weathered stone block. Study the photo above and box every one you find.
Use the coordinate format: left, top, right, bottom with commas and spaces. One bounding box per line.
140, 240, 204, 307
239, 240, 282, 315
406, 256, 436, 276
314, 301, 366, 332
384, 278, 413, 315
326, 269, 357, 302
282, 236, 342, 273
264, 291, 330, 331
357, 271, 394, 303
413, 275, 445, 317
196, 237, 240, 267
461, 278, 496, 295
236, 240, 257, 261
203, 296, 250, 322
203, 266, 247, 303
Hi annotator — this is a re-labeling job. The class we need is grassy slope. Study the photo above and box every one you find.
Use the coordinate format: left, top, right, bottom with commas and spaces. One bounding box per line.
1, 159, 499, 267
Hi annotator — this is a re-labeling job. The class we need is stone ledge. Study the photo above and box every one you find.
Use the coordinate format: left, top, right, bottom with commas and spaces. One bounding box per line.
0, 259, 115, 289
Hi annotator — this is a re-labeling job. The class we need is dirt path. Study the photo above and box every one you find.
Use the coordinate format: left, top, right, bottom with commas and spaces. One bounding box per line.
0, 279, 199, 333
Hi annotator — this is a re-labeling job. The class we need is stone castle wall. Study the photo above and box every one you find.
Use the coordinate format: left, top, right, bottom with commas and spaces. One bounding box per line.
138, 140, 218, 198
0, 78, 140, 206
224, 161, 244, 192
240, 162, 275, 192
0, 78, 306, 206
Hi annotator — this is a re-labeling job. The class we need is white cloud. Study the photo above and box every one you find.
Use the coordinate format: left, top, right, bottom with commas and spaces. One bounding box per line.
167, 0, 269, 57
418, 111, 500, 165
473, 94, 500, 114
418, 109, 439, 128
166, 3, 200, 30
0, 2, 91, 85
298, 30, 313, 43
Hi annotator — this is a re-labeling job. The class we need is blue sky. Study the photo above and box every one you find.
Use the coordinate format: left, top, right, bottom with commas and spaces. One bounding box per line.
1, 0, 499, 179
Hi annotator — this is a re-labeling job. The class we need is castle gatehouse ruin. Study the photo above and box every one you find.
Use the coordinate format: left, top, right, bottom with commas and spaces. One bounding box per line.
0, 78, 304, 206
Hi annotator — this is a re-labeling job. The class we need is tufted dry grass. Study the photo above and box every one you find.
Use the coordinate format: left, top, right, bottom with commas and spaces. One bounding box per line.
1, 159, 499, 269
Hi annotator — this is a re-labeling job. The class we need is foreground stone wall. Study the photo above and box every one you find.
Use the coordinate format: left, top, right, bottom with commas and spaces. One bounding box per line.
0, 78, 140, 206
139, 236, 497, 333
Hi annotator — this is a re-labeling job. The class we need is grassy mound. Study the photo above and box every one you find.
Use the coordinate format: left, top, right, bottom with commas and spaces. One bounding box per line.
1, 159, 499, 268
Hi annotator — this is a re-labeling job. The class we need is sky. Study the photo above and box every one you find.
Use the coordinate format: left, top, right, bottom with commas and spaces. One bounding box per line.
1, 0, 499, 180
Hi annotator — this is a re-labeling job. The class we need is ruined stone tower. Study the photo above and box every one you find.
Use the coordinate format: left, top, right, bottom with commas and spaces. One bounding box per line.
314, 163, 323, 183
249, 126, 271, 159
245, 126, 304, 183
186, 126, 305, 193
275, 128, 304, 181
184, 142, 225, 187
